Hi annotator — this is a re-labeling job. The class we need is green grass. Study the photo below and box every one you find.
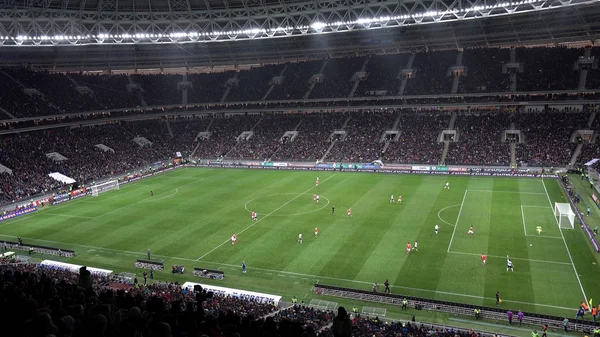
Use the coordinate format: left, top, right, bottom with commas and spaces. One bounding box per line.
1, 168, 599, 319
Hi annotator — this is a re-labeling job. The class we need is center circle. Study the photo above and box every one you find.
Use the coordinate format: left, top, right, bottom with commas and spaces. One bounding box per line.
244, 193, 330, 217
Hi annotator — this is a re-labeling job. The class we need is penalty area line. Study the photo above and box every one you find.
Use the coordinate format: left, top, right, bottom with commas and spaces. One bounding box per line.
195, 173, 337, 261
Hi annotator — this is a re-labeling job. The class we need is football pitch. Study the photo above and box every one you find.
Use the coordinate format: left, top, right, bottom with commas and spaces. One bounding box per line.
1, 167, 599, 317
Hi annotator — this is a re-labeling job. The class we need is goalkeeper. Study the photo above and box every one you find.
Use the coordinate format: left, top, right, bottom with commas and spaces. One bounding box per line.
536, 226, 542, 235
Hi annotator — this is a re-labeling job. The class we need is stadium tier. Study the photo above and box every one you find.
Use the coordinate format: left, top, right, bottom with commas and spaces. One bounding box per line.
0, 107, 598, 205
1, 47, 600, 117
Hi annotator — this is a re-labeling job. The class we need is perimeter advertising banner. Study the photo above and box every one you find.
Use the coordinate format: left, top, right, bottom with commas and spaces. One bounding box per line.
181, 282, 282, 305
0, 206, 37, 222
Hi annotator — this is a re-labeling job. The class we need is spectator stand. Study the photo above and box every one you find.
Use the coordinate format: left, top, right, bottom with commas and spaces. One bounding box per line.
308, 299, 338, 311
134, 259, 164, 270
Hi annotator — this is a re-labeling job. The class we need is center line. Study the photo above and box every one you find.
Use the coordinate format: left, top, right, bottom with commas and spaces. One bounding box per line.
196, 173, 337, 261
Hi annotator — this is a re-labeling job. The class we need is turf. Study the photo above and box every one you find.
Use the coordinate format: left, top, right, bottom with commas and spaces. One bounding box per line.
1, 168, 599, 318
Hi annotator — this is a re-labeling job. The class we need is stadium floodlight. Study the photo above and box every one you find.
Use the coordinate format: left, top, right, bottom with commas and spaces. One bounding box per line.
554, 202, 576, 229
311, 22, 327, 30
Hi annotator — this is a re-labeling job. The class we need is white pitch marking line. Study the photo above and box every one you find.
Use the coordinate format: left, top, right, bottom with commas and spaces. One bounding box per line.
541, 178, 588, 302
521, 205, 528, 236
195, 173, 337, 261
447, 190, 467, 253
521, 205, 552, 209
43, 213, 94, 219
437, 204, 461, 227
467, 190, 546, 195
448, 250, 571, 265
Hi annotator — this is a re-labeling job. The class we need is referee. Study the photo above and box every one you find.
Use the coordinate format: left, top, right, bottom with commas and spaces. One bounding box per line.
331, 206, 335, 215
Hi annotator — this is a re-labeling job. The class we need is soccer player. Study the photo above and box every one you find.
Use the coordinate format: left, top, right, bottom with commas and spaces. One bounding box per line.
406, 241, 411, 254
496, 291, 501, 306
481, 253, 487, 266
412, 240, 418, 251
434, 224, 439, 235
314, 227, 318, 237
331, 206, 335, 215
444, 182, 450, 189
316, 195, 320, 203
467, 226, 475, 236
150, 190, 154, 196
372, 282, 378, 292
231, 233, 237, 245
390, 195, 394, 203
242, 261, 247, 273
298, 233, 303, 244
398, 195, 402, 204
536, 226, 542, 235
507, 256, 514, 272
316, 177, 319, 187
384, 279, 390, 294
347, 208, 352, 217
251, 211, 257, 221
147, 248, 151, 260
313, 194, 317, 203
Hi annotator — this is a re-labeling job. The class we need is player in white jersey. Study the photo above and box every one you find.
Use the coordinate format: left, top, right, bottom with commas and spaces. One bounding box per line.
390, 195, 394, 203
434, 224, 439, 234
444, 182, 450, 189
316, 195, 320, 203
298, 233, 303, 244
412, 241, 419, 251
506, 256, 514, 272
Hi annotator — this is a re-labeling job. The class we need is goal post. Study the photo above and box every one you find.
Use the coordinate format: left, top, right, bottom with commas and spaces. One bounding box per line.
91, 180, 120, 196
554, 202, 575, 229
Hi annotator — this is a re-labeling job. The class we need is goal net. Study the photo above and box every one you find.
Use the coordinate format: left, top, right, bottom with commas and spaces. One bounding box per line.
91, 180, 120, 196
554, 202, 575, 229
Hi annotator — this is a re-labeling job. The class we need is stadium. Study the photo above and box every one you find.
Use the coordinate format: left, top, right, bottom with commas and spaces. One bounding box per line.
3, 0, 600, 336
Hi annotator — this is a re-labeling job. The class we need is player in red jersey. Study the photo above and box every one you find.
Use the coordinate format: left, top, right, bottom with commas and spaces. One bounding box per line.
481, 253, 486, 266
314, 227, 318, 237
406, 241, 411, 254
347, 208, 352, 217
467, 226, 475, 236
251, 211, 257, 221
231, 233, 237, 245
313, 194, 317, 202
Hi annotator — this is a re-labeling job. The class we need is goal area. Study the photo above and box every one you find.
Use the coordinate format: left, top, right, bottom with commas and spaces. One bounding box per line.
554, 202, 575, 229
91, 180, 120, 196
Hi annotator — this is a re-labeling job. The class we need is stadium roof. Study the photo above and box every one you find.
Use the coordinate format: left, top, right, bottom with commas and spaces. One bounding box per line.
0, 0, 600, 70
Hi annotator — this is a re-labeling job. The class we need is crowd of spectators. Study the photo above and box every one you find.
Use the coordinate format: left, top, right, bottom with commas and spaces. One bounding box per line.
273, 113, 348, 161
404, 51, 456, 95
226, 114, 302, 160
384, 112, 450, 164
515, 110, 589, 167
0, 261, 503, 337
309, 57, 366, 99
459, 48, 510, 93
326, 110, 397, 162
354, 54, 407, 97
516, 47, 581, 91
227, 64, 286, 102
0, 107, 595, 205
0, 47, 598, 118
445, 112, 512, 166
